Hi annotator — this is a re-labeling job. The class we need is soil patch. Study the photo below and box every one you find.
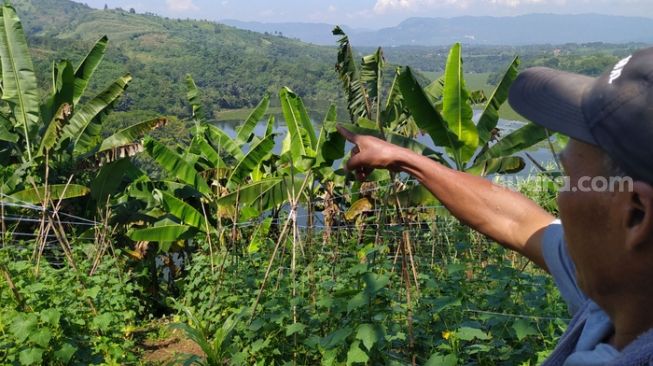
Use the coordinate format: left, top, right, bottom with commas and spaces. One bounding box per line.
140, 329, 205, 365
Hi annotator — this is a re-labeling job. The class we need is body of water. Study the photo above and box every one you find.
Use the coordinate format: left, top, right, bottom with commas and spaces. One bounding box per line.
214, 117, 557, 177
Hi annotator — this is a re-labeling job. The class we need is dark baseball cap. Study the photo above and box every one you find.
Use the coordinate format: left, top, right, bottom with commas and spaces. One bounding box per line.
508, 47, 653, 183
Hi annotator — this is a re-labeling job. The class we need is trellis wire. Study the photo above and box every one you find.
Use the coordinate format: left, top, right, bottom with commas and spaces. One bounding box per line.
1, 215, 97, 226
0, 193, 99, 226
464, 309, 570, 322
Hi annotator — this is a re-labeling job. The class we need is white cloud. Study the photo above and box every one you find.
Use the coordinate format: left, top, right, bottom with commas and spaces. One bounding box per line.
489, 0, 545, 6
374, 0, 556, 13
166, 0, 198, 12
328, 5, 337, 12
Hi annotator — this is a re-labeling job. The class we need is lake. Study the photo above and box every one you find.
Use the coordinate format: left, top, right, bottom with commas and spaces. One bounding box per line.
214, 117, 557, 176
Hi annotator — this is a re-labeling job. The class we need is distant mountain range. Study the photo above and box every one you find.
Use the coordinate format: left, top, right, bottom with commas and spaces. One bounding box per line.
223, 14, 653, 46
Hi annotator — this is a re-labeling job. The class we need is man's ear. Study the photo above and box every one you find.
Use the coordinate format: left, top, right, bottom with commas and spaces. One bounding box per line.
623, 181, 653, 251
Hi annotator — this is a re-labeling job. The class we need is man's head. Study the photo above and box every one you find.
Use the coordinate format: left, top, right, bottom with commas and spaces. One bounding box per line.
508, 48, 653, 305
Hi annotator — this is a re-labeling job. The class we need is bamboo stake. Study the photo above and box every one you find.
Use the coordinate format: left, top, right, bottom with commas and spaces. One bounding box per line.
374, 101, 419, 364
200, 200, 215, 273
249, 210, 294, 322
90, 202, 116, 276
250, 172, 312, 322
1, 264, 30, 311
33, 155, 51, 275
1, 186, 5, 248
231, 186, 241, 251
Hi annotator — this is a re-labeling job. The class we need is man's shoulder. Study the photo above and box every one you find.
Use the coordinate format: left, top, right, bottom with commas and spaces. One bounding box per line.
540, 220, 588, 314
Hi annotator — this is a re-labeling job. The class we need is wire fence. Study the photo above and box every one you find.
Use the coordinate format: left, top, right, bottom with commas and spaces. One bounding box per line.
0, 193, 101, 251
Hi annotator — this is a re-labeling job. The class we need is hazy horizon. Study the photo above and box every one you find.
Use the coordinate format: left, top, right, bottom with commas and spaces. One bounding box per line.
74, 0, 653, 29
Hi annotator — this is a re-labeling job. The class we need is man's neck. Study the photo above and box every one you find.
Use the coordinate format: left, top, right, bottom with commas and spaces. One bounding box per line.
603, 295, 653, 350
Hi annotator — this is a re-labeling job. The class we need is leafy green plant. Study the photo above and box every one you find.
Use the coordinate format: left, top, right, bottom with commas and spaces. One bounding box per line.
0, 4, 165, 205
397, 43, 548, 174
0, 246, 142, 365
170, 307, 243, 365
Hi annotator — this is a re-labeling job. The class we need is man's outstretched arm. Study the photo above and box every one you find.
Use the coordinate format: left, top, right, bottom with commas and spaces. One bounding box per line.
337, 126, 555, 271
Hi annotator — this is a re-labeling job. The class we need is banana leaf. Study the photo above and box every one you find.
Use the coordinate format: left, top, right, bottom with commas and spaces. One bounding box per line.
41, 60, 75, 127
340, 122, 449, 166
90, 158, 139, 202
236, 94, 269, 143
190, 135, 226, 170
469, 90, 487, 105
205, 124, 244, 161
217, 177, 304, 212
37, 103, 72, 156
0, 113, 18, 142
474, 123, 547, 162
185, 74, 206, 123
396, 184, 440, 207
333, 26, 369, 121
10, 184, 90, 204
217, 178, 281, 207
143, 136, 211, 196
477, 56, 520, 144
279, 87, 317, 161
315, 104, 343, 168
89, 143, 143, 167
248, 217, 272, 254
265, 115, 275, 137
397, 67, 462, 165
62, 74, 132, 155
73, 36, 108, 105
441, 43, 478, 163
360, 48, 384, 110
227, 133, 276, 186
383, 69, 417, 136
467, 156, 525, 176
345, 197, 374, 221
0, 5, 40, 156
424, 76, 445, 103
128, 224, 191, 242
98, 117, 167, 153
157, 190, 204, 230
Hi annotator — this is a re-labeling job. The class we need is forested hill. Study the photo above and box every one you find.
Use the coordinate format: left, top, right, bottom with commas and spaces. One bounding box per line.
12, 0, 342, 119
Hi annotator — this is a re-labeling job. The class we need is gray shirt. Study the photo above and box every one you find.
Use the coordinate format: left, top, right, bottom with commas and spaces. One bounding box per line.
542, 221, 620, 365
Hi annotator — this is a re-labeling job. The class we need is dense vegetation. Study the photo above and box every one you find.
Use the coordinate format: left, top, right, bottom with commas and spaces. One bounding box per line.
0, 2, 626, 365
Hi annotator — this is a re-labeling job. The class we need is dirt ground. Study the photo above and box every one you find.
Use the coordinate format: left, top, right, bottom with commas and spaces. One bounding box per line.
140, 329, 205, 365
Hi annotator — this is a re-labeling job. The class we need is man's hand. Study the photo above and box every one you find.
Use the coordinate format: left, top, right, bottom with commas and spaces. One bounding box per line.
336, 125, 404, 180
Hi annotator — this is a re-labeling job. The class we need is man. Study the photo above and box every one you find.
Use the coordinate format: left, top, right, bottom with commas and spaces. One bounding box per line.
337, 47, 653, 365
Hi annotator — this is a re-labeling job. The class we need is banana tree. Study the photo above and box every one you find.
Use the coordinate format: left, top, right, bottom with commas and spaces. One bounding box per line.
0, 4, 165, 205
332, 26, 414, 137
213, 86, 347, 249
127, 75, 280, 248
333, 26, 453, 224
397, 43, 548, 175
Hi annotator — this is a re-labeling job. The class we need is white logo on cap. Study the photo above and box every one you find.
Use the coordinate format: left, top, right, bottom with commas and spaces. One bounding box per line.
608, 55, 632, 84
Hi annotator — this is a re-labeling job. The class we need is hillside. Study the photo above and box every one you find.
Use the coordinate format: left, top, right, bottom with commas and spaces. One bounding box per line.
12, 0, 343, 120
221, 20, 358, 46
9, 0, 648, 130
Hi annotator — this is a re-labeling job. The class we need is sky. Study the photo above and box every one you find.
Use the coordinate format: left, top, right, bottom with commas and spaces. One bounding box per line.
75, 0, 653, 29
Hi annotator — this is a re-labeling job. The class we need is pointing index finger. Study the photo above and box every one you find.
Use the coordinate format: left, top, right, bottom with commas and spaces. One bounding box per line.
336, 124, 358, 144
